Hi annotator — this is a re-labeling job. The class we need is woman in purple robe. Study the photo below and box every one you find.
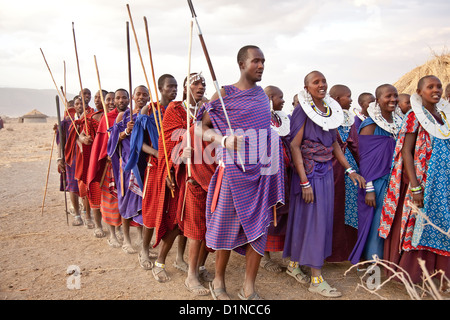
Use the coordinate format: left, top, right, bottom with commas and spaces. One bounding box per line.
348, 84, 402, 265
283, 71, 365, 298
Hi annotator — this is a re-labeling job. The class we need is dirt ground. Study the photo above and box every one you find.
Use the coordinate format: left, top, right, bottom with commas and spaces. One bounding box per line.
0, 119, 422, 303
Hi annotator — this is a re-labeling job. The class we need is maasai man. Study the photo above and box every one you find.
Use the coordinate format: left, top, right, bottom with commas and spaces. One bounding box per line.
140, 74, 189, 273
380, 76, 449, 291
107, 87, 148, 254
348, 84, 402, 265
197, 45, 285, 300
174, 74, 217, 296
150, 73, 206, 283
56, 99, 81, 226
327, 84, 359, 262
283, 71, 365, 298
77, 90, 106, 236
87, 91, 123, 247
65, 95, 95, 229
262, 85, 291, 273
132, 74, 177, 270
79, 88, 92, 110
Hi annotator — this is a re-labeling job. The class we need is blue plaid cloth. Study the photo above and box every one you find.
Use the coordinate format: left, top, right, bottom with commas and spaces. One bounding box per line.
199, 85, 285, 255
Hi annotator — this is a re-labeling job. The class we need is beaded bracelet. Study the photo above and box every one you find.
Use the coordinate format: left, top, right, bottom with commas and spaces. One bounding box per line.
300, 181, 311, 189
365, 181, 375, 193
123, 129, 130, 136
345, 167, 356, 176
409, 185, 422, 192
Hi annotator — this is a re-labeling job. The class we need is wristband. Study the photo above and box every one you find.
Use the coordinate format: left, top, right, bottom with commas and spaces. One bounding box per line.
300, 181, 311, 189
345, 167, 356, 175
124, 129, 130, 136
365, 181, 375, 193
409, 185, 422, 192
221, 135, 228, 148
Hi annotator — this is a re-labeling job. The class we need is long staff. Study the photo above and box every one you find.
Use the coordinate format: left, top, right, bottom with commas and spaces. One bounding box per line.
144, 15, 175, 197
72, 22, 89, 135
187, 0, 245, 171
126, 21, 133, 116
94, 55, 110, 133
56, 95, 70, 225
39, 48, 79, 136
185, 20, 194, 178
41, 130, 56, 216
94, 55, 112, 187
125, 4, 160, 135
126, 4, 166, 198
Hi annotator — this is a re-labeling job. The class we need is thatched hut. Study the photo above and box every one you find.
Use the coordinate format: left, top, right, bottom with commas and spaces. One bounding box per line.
19, 109, 48, 123
394, 53, 450, 95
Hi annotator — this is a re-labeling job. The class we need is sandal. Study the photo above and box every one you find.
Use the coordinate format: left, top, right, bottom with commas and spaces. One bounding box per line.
72, 215, 83, 226
185, 279, 210, 296
260, 258, 282, 272
238, 288, 263, 300
138, 251, 153, 270
85, 218, 95, 229
152, 262, 170, 282
209, 282, 230, 300
308, 280, 342, 298
94, 228, 105, 238
286, 267, 310, 284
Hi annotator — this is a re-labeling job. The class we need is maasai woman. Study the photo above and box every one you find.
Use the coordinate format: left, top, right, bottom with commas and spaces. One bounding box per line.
380, 76, 449, 291
283, 71, 365, 298
349, 84, 402, 265
327, 84, 359, 262
262, 85, 291, 272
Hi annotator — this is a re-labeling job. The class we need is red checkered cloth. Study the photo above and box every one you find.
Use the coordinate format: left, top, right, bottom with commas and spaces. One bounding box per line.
176, 124, 217, 240
88, 181, 101, 209
152, 101, 188, 247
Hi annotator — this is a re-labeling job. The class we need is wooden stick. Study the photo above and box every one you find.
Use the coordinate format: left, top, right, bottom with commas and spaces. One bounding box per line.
126, 21, 133, 116
39, 48, 79, 136
125, 4, 160, 135
55, 95, 69, 225
93, 55, 110, 133
143, 16, 175, 197
273, 206, 277, 227
41, 131, 56, 216
72, 22, 89, 135
185, 20, 193, 178
125, 4, 165, 199
187, 0, 245, 172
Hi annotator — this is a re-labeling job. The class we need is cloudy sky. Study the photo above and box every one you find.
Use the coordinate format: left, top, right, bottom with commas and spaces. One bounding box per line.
1, 0, 449, 113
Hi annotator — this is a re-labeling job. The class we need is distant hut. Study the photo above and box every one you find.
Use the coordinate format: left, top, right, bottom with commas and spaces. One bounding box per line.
394, 53, 450, 95
19, 109, 48, 123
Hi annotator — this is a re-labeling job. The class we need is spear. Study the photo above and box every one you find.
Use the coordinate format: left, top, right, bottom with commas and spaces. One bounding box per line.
187, 0, 245, 172
72, 22, 89, 135
144, 15, 175, 197
41, 130, 56, 216
126, 21, 133, 116
39, 48, 79, 136
55, 95, 70, 225
185, 20, 194, 178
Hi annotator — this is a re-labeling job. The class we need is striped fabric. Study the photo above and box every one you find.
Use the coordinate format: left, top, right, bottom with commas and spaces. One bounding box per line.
101, 161, 121, 227
200, 85, 285, 256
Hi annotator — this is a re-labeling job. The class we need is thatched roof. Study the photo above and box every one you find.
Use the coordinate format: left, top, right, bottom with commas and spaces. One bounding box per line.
394, 53, 450, 95
22, 109, 48, 118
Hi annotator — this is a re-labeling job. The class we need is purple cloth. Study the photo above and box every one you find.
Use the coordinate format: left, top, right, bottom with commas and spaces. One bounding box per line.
282, 104, 336, 269
107, 109, 142, 223
200, 85, 285, 256
58, 118, 79, 193
348, 119, 395, 264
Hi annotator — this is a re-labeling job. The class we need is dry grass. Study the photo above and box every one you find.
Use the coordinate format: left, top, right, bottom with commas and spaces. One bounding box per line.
394, 50, 450, 95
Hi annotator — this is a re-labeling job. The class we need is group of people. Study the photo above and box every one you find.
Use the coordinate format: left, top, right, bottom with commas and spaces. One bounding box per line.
54, 45, 450, 300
